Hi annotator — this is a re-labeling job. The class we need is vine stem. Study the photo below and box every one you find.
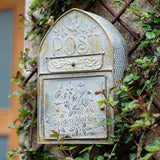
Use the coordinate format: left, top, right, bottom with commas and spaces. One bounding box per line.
29, 97, 37, 146
126, 90, 135, 100
137, 131, 145, 158
146, 93, 160, 137
109, 103, 134, 124
59, 141, 73, 159
108, 143, 118, 160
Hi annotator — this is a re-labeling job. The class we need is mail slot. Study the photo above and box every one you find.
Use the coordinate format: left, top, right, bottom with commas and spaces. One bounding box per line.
38, 8, 128, 144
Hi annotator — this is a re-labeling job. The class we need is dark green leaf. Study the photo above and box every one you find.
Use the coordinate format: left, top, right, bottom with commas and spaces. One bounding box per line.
146, 32, 156, 39
129, 153, 136, 160
154, 29, 160, 34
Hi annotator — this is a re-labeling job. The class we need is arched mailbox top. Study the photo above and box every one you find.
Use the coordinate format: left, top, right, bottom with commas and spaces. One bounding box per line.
39, 8, 127, 83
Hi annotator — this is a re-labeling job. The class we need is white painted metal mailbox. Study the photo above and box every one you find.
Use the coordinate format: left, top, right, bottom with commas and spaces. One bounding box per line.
38, 8, 128, 144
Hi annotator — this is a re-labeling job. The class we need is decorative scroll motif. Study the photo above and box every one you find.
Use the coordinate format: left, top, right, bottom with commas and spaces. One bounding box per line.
43, 76, 107, 139
47, 54, 103, 72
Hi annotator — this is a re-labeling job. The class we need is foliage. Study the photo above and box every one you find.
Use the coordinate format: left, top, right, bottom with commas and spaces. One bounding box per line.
7, 0, 160, 160
19, 0, 82, 41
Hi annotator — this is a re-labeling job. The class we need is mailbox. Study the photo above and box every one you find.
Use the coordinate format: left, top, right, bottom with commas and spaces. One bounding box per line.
38, 8, 128, 144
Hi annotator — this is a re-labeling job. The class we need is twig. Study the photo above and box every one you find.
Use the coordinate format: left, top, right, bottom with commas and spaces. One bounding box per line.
137, 131, 145, 158
59, 142, 71, 158
22, 69, 37, 86
108, 143, 118, 160
30, 99, 37, 146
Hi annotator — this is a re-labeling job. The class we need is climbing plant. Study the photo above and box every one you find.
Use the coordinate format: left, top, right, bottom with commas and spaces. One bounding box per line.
7, 0, 160, 160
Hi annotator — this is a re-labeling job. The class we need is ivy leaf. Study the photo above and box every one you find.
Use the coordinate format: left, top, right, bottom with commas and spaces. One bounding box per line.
132, 18, 141, 22
155, 140, 160, 148
146, 32, 156, 39
8, 125, 16, 129
69, 146, 77, 150
98, 100, 106, 105
106, 119, 115, 125
83, 152, 90, 160
154, 29, 160, 34
79, 146, 92, 154
140, 23, 152, 31
140, 153, 154, 160
145, 145, 160, 152
58, 136, 64, 142
157, 47, 160, 52
8, 90, 20, 98
97, 156, 104, 160
129, 153, 136, 160
51, 130, 59, 138
66, 157, 74, 160
98, 119, 115, 126
123, 73, 139, 84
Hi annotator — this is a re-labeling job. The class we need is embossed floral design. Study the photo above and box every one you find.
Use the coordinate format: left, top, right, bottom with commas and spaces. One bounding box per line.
44, 77, 106, 139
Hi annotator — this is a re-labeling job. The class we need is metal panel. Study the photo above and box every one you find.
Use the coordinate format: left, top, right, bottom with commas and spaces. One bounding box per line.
47, 53, 104, 72
43, 75, 107, 139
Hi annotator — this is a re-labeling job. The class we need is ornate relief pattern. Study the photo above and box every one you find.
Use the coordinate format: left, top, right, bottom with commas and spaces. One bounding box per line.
47, 54, 103, 72
43, 76, 107, 139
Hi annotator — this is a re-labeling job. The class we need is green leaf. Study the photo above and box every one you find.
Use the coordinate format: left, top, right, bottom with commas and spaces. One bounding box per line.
154, 29, 160, 34
144, 120, 151, 127
135, 59, 145, 64
145, 145, 160, 152
129, 153, 136, 160
79, 146, 92, 154
19, 63, 25, 68
96, 144, 102, 147
8, 125, 16, 129
115, 115, 122, 122
106, 119, 115, 125
8, 90, 20, 98
111, 100, 119, 106
157, 47, 160, 52
97, 156, 104, 160
140, 153, 154, 160
83, 152, 90, 160
98, 122, 107, 126
58, 136, 64, 141
140, 23, 152, 31
131, 18, 141, 22
123, 73, 139, 84
69, 146, 77, 150
146, 32, 156, 39
66, 157, 74, 160
140, 113, 150, 118
98, 100, 106, 105
120, 85, 128, 91
51, 129, 59, 138
155, 140, 160, 148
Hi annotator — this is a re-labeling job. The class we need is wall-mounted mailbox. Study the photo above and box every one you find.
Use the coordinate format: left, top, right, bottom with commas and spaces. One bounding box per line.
38, 8, 128, 144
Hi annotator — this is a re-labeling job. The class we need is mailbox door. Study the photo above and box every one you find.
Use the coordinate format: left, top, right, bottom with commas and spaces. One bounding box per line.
38, 71, 113, 144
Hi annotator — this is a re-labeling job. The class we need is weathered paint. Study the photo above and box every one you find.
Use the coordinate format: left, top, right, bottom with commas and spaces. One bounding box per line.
38, 8, 128, 144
